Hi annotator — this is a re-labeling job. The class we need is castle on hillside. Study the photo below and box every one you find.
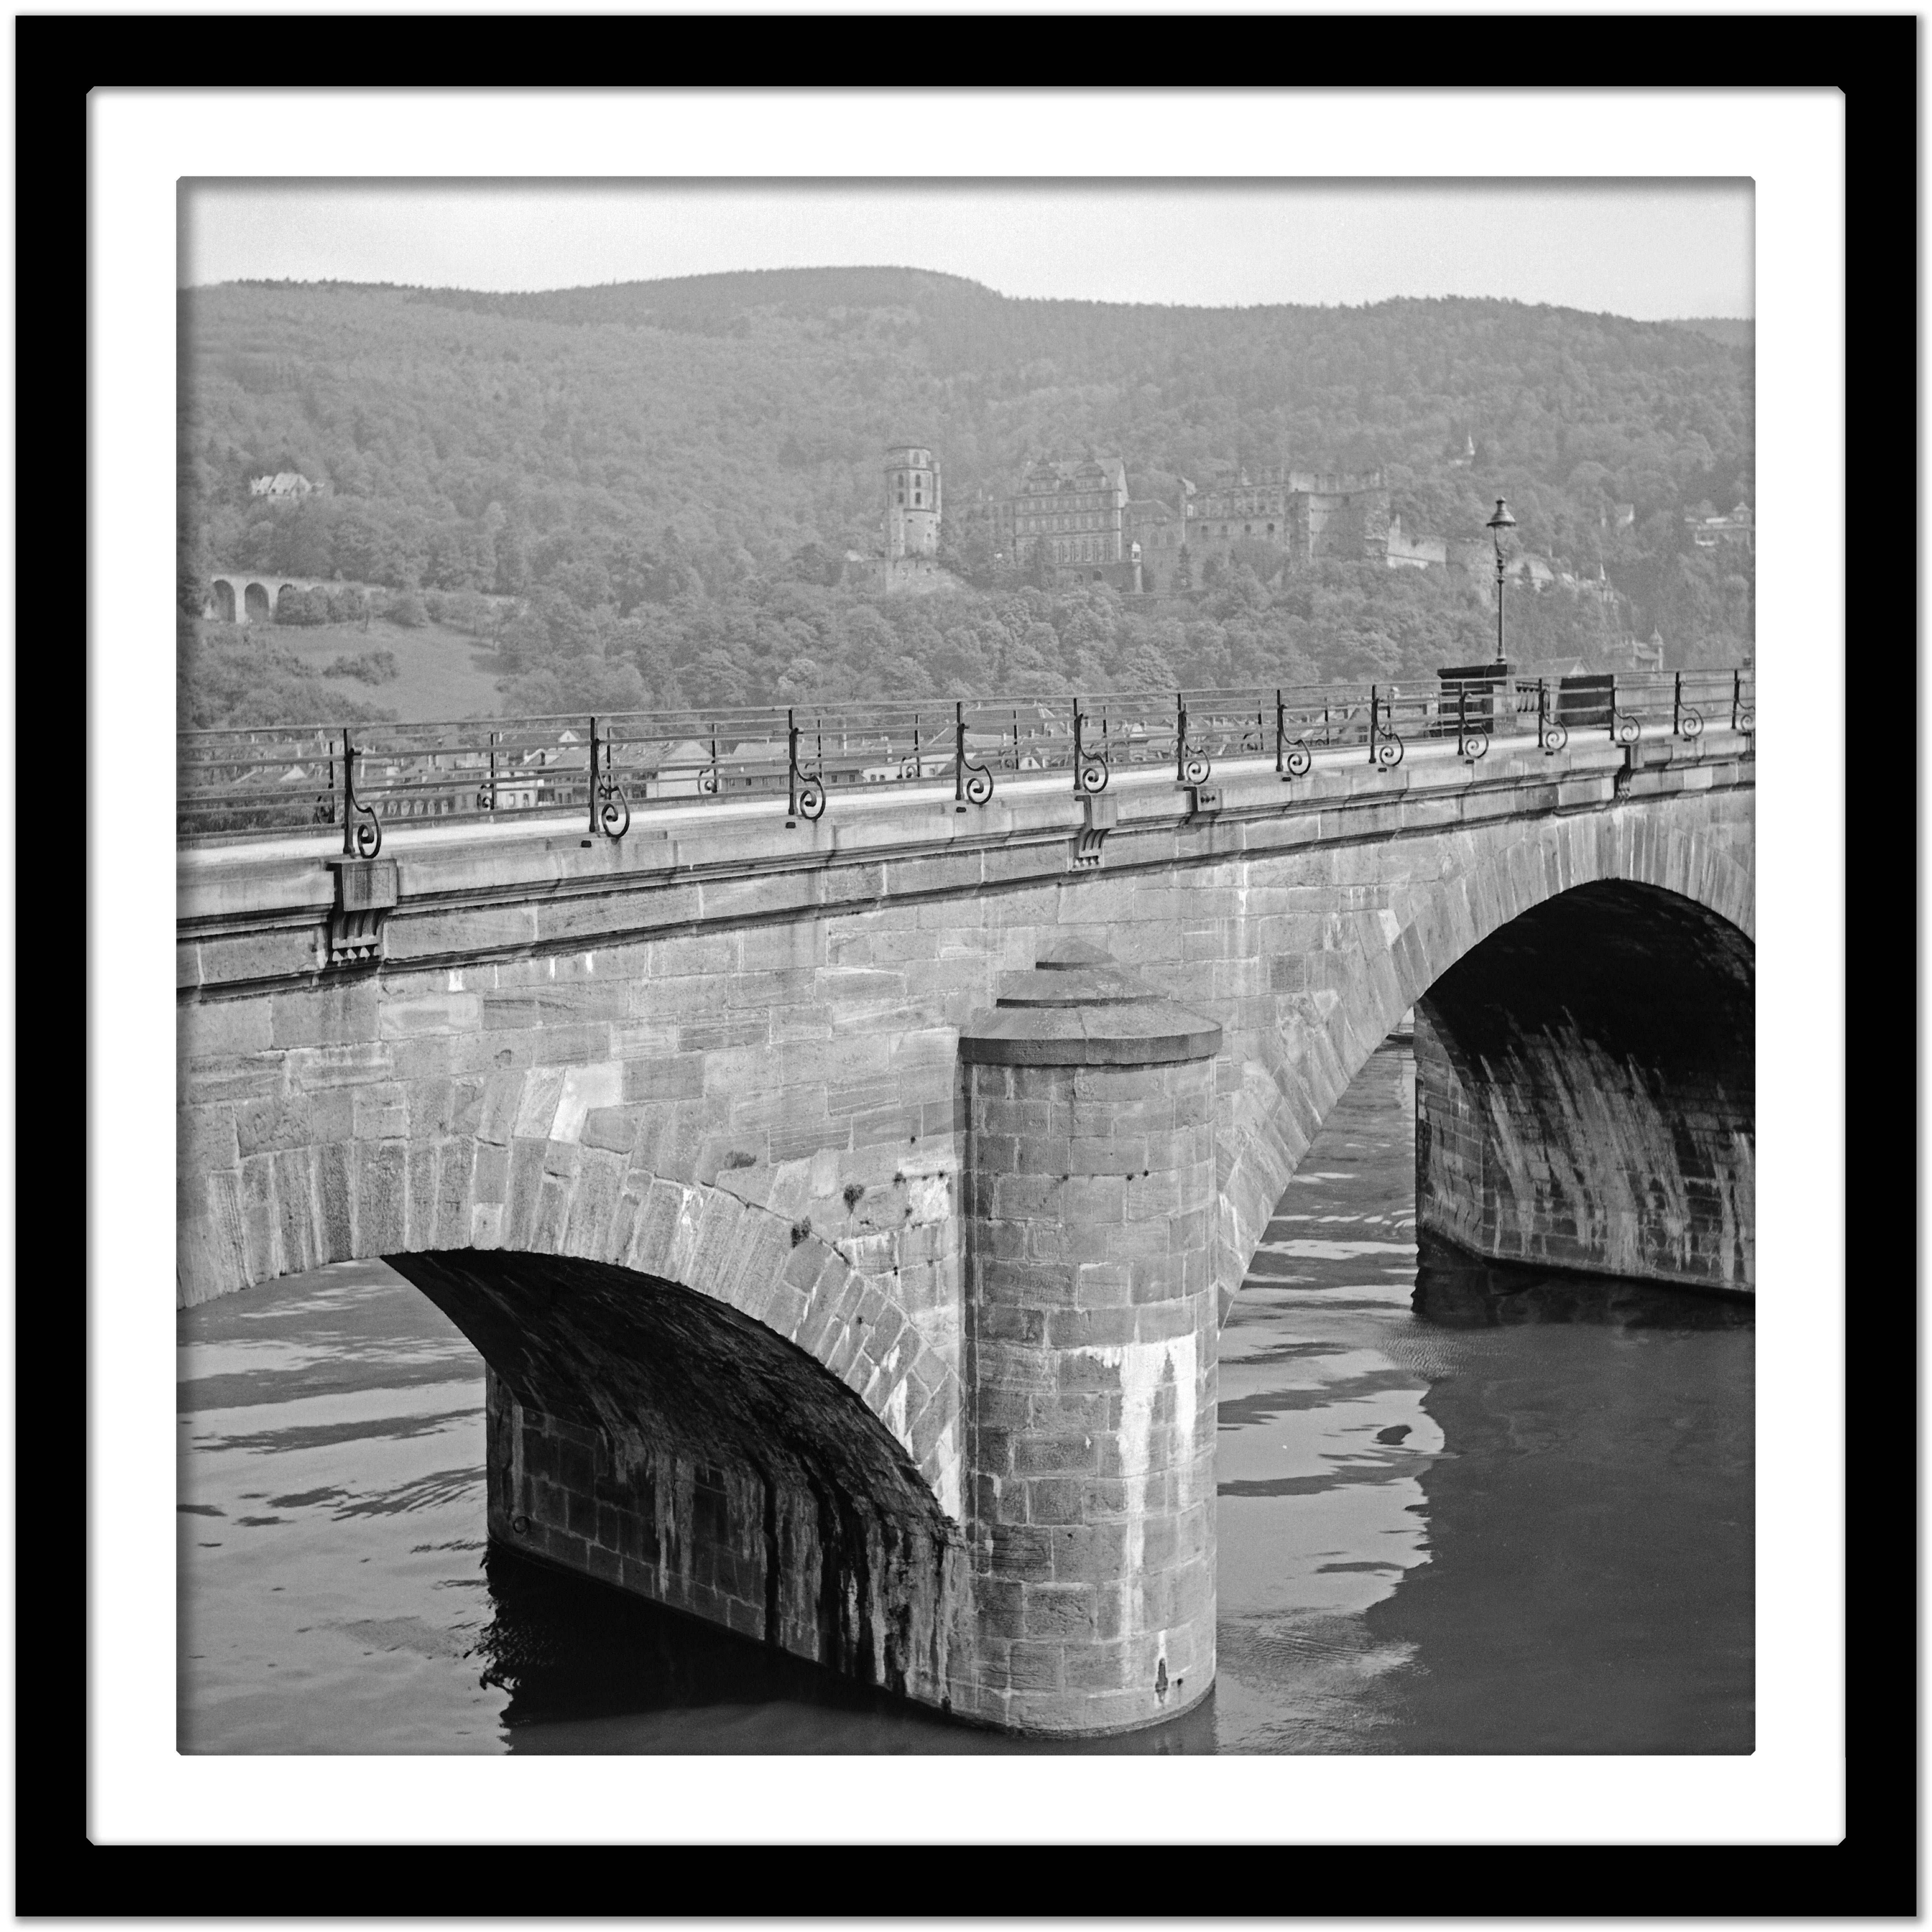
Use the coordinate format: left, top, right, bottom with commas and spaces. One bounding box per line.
883, 444, 941, 559
1126, 466, 1391, 585
847, 443, 956, 594
857, 439, 1574, 603
968, 454, 1396, 592
981, 453, 1140, 591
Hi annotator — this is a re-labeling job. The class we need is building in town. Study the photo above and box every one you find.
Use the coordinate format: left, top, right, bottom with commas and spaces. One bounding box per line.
249, 472, 317, 501
1685, 503, 1755, 551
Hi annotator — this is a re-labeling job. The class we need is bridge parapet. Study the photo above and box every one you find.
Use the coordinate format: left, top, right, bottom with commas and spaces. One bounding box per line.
176, 669, 1753, 848
180, 726, 1751, 993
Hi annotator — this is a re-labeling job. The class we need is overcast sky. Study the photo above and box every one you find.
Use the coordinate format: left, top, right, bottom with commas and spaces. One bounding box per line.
180, 180, 1752, 319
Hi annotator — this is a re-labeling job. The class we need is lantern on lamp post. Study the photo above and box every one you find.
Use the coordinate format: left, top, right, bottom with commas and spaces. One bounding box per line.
1486, 498, 1517, 667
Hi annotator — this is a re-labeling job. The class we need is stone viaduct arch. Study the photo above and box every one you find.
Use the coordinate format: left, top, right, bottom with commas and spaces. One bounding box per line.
177, 738, 1753, 1733
204, 571, 346, 625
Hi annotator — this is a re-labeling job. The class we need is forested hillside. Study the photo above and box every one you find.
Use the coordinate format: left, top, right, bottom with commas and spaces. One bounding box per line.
177, 268, 1754, 726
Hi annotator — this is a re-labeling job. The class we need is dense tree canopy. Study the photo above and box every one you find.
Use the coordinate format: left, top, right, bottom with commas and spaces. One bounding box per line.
178, 268, 1752, 726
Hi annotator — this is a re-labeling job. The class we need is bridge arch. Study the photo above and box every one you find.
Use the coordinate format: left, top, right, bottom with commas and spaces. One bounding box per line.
243, 580, 273, 622
184, 1139, 963, 1524
387, 1245, 964, 1702
1206, 804, 1755, 1311
207, 577, 236, 623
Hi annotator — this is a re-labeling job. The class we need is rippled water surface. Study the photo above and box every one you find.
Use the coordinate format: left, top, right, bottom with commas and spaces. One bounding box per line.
179, 1040, 1753, 1754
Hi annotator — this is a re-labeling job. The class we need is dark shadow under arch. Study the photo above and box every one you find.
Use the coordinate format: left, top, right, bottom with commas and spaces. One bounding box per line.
387, 1250, 964, 1700
1415, 880, 1754, 1290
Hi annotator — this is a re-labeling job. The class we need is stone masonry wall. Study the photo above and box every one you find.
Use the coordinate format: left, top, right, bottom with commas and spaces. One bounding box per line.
959, 1041, 1219, 1735
179, 755, 1753, 1495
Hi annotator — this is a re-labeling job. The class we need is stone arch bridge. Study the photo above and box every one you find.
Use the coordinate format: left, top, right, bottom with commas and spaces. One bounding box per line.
204, 572, 383, 624
177, 726, 1754, 1737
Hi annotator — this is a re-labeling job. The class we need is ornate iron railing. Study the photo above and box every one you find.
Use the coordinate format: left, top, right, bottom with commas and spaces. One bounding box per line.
176, 668, 1754, 845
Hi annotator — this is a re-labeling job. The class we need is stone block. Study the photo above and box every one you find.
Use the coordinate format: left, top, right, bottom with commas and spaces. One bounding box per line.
183, 998, 276, 1059
354, 1142, 407, 1256
315, 1142, 356, 1262
1023, 1584, 1097, 1641
404, 1078, 460, 1143
549, 1061, 625, 1143
531, 1023, 619, 1067
501, 1138, 550, 1250
272, 1147, 319, 1275
182, 1053, 287, 1107
433, 1141, 474, 1249
180, 1103, 240, 1176
195, 927, 327, 987
510, 1067, 567, 1141
284, 1040, 395, 1091
1026, 1479, 1085, 1525
1014, 1435, 1098, 1477
405, 1140, 441, 1251
621, 1054, 707, 1104
563, 1148, 627, 1258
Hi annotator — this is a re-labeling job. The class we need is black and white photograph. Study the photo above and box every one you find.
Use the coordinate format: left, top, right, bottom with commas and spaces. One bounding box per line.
61, 75, 1866, 1870
171, 167, 1761, 1760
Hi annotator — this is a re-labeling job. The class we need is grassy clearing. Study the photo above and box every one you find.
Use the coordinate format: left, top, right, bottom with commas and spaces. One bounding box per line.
262, 618, 511, 723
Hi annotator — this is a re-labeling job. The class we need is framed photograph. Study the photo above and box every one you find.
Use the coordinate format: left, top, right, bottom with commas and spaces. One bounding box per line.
53, 41, 1893, 1908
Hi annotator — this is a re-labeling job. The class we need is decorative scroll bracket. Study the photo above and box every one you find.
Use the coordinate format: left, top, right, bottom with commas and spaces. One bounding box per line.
786, 708, 826, 824
955, 701, 994, 809
324, 856, 399, 967
1070, 792, 1119, 871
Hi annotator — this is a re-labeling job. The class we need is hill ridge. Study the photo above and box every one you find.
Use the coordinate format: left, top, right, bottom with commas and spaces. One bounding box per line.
178, 271, 1754, 727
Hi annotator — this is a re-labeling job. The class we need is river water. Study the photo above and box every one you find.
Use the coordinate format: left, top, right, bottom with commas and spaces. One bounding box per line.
178, 1040, 1753, 1754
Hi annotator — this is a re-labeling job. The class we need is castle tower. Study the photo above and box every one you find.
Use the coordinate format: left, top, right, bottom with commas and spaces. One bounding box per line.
884, 444, 941, 560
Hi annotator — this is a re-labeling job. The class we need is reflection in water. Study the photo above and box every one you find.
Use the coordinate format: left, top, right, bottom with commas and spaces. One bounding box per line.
179, 1041, 1751, 1754
1412, 1244, 1758, 1332
1359, 1234, 1755, 1754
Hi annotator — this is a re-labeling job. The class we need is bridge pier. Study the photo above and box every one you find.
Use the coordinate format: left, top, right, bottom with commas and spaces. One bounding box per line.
1414, 880, 1755, 1291
957, 945, 1222, 1734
